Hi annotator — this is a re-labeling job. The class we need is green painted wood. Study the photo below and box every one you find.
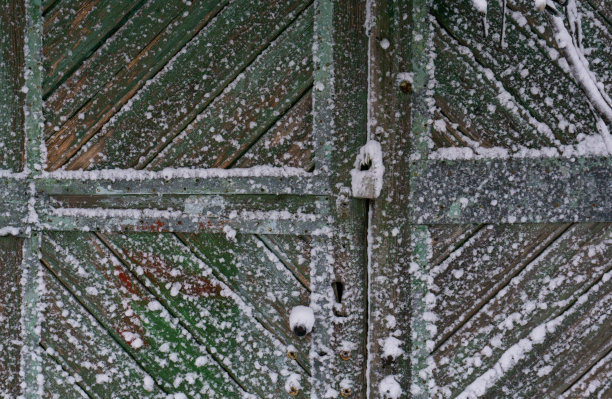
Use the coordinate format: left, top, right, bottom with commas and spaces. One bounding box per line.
410, 157, 612, 224
309, 0, 369, 396
0, 236, 24, 398
432, 223, 611, 397
43, 0, 228, 170
0, 0, 26, 171
431, 25, 553, 150
41, 231, 243, 398
256, 235, 311, 292
41, 268, 167, 398
176, 232, 312, 371
41, 353, 90, 399
234, 90, 313, 170
560, 349, 612, 399
43, 0, 143, 95
431, 223, 569, 347
431, 0, 599, 147
99, 232, 310, 397
61, 0, 312, 171
429, 225, 481, 267
479, 272, 611, 398
365, 0, 414, 396
148, 6, 313, 170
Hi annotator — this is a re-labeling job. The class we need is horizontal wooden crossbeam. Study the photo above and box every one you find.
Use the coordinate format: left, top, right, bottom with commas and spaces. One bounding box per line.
1, 157, 609, 235
410, 156, 612, 224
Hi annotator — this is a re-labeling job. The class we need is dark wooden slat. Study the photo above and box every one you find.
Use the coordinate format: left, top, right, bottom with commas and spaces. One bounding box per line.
42, 352, 90, 399
234, 90, 313, 169
0, 0, 25, 171
44, 0, 228, 170
410, 157, 612, 224
99, 232, 310, 397
429, 224, 481, 267
432, 26, 552, 150
560, 349, 612, 399
587, 0, 612, 23
43, 0, 143, 94
42, 268, 166, 398
177, 232, 312, 368
62, 0, 312, 170
431, 0, 598, 146
0, 237, 24, 398
433, 223, 611, 397
256, 235, 311, 291
41, 231, 243, 398
148, 7, 313, 170
432, 223, 569, 347
480, 270, 611, 398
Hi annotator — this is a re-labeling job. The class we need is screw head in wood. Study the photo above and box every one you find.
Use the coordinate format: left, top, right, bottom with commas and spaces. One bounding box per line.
399, 80, 412, 93
339, 350, 351, 361
287, 350, 298, 360
340, 387, 353, 397
288, 386, 299, 396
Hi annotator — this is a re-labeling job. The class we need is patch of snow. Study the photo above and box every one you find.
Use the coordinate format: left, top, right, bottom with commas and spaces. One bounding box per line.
289, 305, 314, 336
351, 140, 385, 199
379, 375, 402, 399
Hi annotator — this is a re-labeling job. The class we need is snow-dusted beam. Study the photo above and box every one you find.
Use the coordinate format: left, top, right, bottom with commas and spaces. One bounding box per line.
410, 156, 611, 224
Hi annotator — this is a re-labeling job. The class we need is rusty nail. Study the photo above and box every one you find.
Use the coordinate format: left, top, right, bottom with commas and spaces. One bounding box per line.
339, 350, 351, 361
399, 80, 412, 93
287, 350, 298, 360
288, 386, 299, 396
340, 387, 353, 397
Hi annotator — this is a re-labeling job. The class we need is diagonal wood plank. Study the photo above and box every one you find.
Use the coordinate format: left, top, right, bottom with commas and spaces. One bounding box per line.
177, 232, 312, 369
0, 0, 25, 172
0, 236, 24, 398
42, 352, 90, 399
41, 231, 244, 398
433, 223, 612, 398
42, 267, 166, 398
98, 231, 310, 397
431, 0, 598, 147
43, 0, 144, 94
44, 0, 229, 170
147, 5, 313, 170
431, 223, 570, 347
233, 89, 313, 169
61, 0, 312, 171
560, 348, 612, 399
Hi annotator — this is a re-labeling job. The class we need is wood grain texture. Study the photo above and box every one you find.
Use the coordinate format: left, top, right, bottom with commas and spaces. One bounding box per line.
0, 237, 24, 399
366, 0, 413, 396
44, 0, 228, 170
43, 0, 143, 94
560, 349, 612, 399
177, 232, 312, 370
147, 6, 313, 170
431, 223, 569, 348
41, 231, 243, 398
233, 90, 313, 169
432, 223, 612, 398
42, 353, 90, 399
56, 0, 311, 171
0, 0, 25, 171
99, 232, 310, 397
42, 268, 166, 398
430, 0, 600, 151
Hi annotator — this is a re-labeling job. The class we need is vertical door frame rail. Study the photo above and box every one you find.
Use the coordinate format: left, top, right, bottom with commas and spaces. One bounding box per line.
1, 0, 610, 398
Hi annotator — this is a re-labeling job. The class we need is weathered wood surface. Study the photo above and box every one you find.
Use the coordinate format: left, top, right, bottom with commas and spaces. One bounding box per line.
429, 0, 607, 153
98, 232, 310, 397
559, 349, 612, 399
0, 0, 25, 171
0, 237, 24, 398
44, 0, 314, 171
42, 268, 166, 398
41, 231, 244, 398
42, 353, 90, 399
365, 0, 413, 397
432, 222, 612, 398
410, 157, 612, 224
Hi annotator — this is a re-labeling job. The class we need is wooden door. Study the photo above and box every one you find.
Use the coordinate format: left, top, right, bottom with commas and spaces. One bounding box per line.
1, 0, 611, 398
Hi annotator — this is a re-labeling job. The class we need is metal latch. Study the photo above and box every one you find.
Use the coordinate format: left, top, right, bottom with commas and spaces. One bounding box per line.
350, 140, 384, 199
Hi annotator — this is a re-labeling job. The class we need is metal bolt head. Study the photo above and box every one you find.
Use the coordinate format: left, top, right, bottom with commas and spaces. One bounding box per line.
399, 80, 412, 93
340, 387, 353, 397
287, 350, 298, 360
288, 386, 299, 396
339, 350, 351, 361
